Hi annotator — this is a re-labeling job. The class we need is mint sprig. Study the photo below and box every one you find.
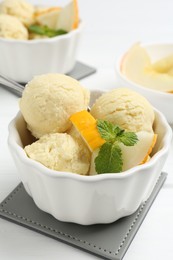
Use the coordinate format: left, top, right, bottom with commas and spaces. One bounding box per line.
95, 120, 138, 174
95, 143, 123, 174
29, 25, 67, 38
97, 120, 124, 142
117, 131, 139, 146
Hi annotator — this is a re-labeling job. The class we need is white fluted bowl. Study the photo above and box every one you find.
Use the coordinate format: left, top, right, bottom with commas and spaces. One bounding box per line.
0, 23, 83, 83
8, 90, 172, 225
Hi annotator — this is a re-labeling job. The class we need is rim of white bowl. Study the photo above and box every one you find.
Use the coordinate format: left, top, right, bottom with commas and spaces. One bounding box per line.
116, 42, 173, 98
0, 22, 83, 44
8, 109, 173, 182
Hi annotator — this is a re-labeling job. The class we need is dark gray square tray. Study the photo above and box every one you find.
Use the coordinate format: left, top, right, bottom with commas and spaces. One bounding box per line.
0, 172, 167, 260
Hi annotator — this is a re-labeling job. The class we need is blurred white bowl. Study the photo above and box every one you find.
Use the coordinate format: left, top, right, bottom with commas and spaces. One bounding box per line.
0, 23, 83, 83
116, 43, 173, 124
8, 90, 172, 225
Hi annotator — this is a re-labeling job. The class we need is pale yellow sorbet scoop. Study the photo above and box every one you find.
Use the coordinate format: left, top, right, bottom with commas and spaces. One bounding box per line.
20, 74, 90, 138
90, 88, 155, 133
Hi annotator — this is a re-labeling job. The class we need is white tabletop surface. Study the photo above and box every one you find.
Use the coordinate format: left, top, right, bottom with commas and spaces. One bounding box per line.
0, 0, 173, 259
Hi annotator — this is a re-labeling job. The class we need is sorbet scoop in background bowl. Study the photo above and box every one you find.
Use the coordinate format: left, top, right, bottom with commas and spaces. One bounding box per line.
8, 73, 172, 225
0, 0, 82, 82
116, 42, 173, 124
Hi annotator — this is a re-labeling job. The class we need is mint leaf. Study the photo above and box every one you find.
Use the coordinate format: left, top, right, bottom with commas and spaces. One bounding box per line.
97, 119, 138, 146
117, 132, 138, 146
95, 142, 123, 174
29, 25, 67, 38
97, 120, 124, 142
94, 120, 139, 174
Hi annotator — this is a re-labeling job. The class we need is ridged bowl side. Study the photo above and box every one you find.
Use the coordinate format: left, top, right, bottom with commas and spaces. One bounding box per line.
0, 24, 82, 82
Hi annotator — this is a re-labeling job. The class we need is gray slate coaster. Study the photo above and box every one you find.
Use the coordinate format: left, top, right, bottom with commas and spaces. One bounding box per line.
0, 172, 167, 260
67, 61, 96, 80
0, 61, 96, 97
